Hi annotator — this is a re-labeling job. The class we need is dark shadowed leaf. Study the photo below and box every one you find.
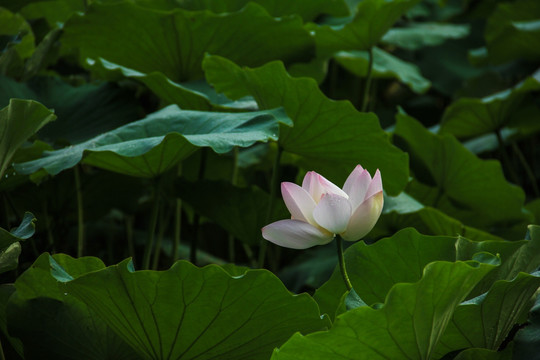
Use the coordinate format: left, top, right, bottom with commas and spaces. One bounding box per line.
7, 253, 140, 360
306, 0, 421, 56
394, 112, 527, 229
62, 2, 315, 82
0, 75, 141, 144
382, 22, 470, 50
175, 179, 288, 245
483, 0, 540, 64
335, 47, 431, 93
62, 259, 330, 360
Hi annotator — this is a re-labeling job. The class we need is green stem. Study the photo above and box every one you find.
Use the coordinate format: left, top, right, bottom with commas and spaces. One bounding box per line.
142, 183, 160, 270
74, 166, 84, 258
361, 47, 374, 113
152, 204, 171, 270
228, 147, 240, 263
42, 199, 55, 253
495, 130, 520, 185
0, 338, 5, 360
125, 215, 135, 262
512, 142, 540, 197
173, 163, 183, 264
242, 244, 257, 267
258, 145, 282, 268
191, 149, 208, 265
336, 235, 352, 291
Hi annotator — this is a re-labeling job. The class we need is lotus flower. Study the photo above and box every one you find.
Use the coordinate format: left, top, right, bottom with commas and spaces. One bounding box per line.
262, 165, 383, 249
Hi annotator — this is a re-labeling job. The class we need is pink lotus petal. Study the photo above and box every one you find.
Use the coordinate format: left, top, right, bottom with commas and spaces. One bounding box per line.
302, 171, 348, 202
262, 219, 333, 249
312, 194, 352, 234
364, 169, 383, 200
281, 182, 316, 224
341, 192, 384, 241
343, 166, 372, 211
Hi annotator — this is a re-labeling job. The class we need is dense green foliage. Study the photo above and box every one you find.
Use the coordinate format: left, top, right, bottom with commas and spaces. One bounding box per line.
0, 0, 539, 359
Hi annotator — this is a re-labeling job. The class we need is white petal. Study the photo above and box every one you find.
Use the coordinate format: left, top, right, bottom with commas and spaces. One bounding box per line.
302, 171, 348, 203
343, 165, 372, 211
312, 194, 352, 234
281, 182, 316, 224
365, 169, 383, 200
341, 192, 384, 241
262, 220, 334, 249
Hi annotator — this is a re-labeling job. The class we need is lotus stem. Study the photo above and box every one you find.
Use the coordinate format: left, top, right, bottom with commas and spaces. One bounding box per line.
191, 148, 208, 265
512, 142, 540, 197
258, 145, 282, 268
125, 215, 135, 262
361, 47, 374, 113
173, 163, 183, 263
336, 235, 353, 291
74, 166, 84, 258
495, 129, 520, 185
228, 147, 240, 263
142, 182, 160, 270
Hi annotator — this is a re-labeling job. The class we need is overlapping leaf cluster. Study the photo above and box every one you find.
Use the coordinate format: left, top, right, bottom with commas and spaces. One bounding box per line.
0, 0, 539, 359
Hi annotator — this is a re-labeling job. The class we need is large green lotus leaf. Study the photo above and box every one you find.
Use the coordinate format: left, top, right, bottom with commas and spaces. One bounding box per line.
314, 227, 525, 321
394, 112, 527, 229
61, 259, 330, 360
306, 0, 421, 56
483, 0, 540, 64
156, 0, 350, 21
440, 71, 540, 139
7, 253, 140, 359
0, 99, 55, 179
381, 22, 470, 50
377, 192, 503, 241
14, 106, 287, 178
203, 55, 409, 195
62, 2, 315, 82
175, 179, 288, 246
0, 8, 35, 75
334, 47, 431, 93
273, 260, 496, 360
0, 75, 140, 144
435, 272, 540, 357
86, 58, 256, 111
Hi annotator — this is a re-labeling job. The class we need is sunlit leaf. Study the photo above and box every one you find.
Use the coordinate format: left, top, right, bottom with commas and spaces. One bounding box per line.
435, 272, 540, 357
274, 260, 495, 360
203, 55, 409, 195
14, 106, 288, 178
